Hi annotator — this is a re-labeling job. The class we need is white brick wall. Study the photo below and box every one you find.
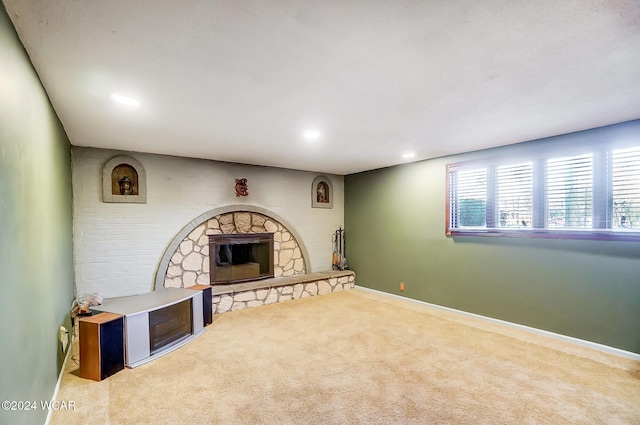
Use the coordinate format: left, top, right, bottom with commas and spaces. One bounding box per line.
72, 147, 344, 298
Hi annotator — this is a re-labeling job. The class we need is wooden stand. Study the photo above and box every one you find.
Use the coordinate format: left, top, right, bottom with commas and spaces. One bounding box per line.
79, 312, 125, 381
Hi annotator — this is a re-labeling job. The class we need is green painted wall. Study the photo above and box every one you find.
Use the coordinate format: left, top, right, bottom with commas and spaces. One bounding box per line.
345, 122, 640, 354
0, 4, 74, 425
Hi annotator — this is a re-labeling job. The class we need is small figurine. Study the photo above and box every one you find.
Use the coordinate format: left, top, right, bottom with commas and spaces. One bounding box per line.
119, 176, 133, 195
317, 182, 328, 203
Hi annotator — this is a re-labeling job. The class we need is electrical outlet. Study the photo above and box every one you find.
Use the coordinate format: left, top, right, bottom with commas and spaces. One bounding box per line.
400, 282, 405, 291
59, 326, 68, 352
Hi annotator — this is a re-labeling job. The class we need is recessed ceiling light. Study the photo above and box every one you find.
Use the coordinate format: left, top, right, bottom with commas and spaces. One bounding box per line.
402, 152, 415, 159
110, 93, 140, 107
303, 129, 321, 141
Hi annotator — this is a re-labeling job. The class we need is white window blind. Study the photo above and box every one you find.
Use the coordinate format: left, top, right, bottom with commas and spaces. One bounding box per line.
612, 146, 640, 229
454, 168, 486, 228
497, 162, 532, 228
546, 154, 593, 229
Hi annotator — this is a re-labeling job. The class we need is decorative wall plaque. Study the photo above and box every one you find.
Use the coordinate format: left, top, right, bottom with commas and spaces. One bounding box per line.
235, 178, 248, 197
102, 156, 147, 203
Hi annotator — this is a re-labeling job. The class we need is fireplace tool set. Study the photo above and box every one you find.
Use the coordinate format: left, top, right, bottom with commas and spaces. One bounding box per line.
332, 228, 348, 271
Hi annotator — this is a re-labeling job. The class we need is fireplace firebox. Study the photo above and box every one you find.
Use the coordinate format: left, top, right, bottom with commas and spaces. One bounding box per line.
209, 233, 274, 285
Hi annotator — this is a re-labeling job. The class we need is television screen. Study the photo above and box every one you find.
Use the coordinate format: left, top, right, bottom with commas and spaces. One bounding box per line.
148, 299, 192, 354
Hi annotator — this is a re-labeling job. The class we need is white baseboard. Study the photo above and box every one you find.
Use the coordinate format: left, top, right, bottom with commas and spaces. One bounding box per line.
43, 333, 75, 425
355, 285, 640, 361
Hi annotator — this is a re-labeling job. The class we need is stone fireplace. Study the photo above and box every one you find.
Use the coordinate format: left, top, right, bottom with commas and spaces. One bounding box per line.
163, 210, 306, 289
157, 206, 355, 315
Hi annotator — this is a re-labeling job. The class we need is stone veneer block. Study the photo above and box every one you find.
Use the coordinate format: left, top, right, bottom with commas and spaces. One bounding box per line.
318, 280, 332, 295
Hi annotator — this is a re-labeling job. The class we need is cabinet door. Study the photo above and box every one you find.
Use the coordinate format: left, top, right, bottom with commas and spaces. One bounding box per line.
125, 312, 150, 366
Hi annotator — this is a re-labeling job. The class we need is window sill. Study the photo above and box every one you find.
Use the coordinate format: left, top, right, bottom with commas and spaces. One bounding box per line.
446, 229, 640, 242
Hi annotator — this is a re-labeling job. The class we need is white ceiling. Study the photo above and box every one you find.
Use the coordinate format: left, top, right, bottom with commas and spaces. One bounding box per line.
5, 0, 640, 175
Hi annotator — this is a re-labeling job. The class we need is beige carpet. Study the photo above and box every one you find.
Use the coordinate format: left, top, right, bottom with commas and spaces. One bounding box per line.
51, 289, 640, 425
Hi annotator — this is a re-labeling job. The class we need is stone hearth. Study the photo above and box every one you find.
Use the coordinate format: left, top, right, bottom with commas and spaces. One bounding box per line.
211, 270, 355, 314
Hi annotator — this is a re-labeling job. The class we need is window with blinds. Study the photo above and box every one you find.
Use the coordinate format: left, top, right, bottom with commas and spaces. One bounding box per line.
446, 136, 640, 241
612, 146, 640, 230
454, 169, 486, 228
546, 154, 592, 229
497, 162, 532, 228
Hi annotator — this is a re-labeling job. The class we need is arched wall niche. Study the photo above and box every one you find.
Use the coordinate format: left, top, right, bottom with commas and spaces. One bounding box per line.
102, 155, 147, 203
312, 175, 333, 209
154, 205, 310, 290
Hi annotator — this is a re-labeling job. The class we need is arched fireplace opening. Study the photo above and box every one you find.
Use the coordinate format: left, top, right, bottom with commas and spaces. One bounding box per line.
154, 206, 309, 290
209, 233, 274, 284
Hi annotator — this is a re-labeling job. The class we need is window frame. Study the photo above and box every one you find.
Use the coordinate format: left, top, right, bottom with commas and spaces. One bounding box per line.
445, 130, 640, 242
